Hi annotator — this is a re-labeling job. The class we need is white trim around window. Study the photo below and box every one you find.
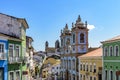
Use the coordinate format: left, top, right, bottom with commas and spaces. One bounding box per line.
9, 44, 14, 57
109, 70, 113, 80
9, 71, 14, 80
114, 45, 119, 56
104, 46, 108, 56
109, 46, 113, 56
15, 70, 21, 80
15, 45, 21, 57
0, 42, 5, 53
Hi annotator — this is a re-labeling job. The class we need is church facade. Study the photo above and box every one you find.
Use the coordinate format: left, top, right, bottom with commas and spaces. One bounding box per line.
60, 15, 89, 80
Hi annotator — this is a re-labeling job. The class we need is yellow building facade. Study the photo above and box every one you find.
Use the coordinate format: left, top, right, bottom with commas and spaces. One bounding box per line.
78, 48, 102, 80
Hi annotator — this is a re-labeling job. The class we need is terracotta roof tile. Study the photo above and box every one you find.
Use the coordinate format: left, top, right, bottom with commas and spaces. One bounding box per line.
79, 48, 102, 57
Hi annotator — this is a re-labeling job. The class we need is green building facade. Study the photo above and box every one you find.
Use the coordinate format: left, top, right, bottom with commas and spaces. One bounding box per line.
8, 18, 29, 80
20, 19, 29, 80
8, 39, 22, 80
102, 35, 120, 80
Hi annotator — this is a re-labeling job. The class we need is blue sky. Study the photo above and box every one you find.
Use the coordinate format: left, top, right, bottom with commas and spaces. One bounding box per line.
0, 0, 120, 51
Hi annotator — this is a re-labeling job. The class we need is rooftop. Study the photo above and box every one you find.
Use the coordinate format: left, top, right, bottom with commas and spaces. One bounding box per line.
101, 35, 120, 43
79, 48, 102, 58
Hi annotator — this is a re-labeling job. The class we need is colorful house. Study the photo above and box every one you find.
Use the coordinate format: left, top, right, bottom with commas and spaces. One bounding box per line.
8, 38, 22, 80
26, 36, 34, 79
101, 35, 120, 80
0, 13, 29, 80
0, 34, 8, 80
78, 48, 102, 80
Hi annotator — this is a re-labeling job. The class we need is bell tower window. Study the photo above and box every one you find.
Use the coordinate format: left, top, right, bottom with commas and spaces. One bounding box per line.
80, 33, 84, 43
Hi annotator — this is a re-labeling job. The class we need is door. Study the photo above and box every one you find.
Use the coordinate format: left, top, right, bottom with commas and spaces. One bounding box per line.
98, 74, 102, 80
0, 68, 4, 80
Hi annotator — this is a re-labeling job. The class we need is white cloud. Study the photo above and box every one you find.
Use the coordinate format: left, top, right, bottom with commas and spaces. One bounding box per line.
87, 24, 95, 30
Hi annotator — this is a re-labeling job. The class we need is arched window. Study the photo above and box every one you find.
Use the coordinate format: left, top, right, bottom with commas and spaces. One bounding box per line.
93, 63, 96, 73
90, 63, 92, 72
109, 46, 113, 56
105, 70, 107, 80
80, 33, 84, 43
86, 63, 88, 71
115, 45, 119, 56
104, 47, 108, 56
110, 71, 113, 80
73, 34, 75, 43
80, 63, 82, 70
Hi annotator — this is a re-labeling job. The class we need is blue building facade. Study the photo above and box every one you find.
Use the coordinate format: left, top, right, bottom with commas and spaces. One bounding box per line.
0, 39, 8, 80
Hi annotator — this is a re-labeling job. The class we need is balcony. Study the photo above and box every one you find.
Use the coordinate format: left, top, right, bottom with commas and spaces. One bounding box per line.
0, 53, 7, 60
8, 57, 22, 63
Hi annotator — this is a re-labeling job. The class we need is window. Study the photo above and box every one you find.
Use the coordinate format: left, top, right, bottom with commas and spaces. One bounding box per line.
0, 43, 4, 59
104, 47, 108, 56
116, 73, 119, 80
90, 76, 92, 80
80, 33, 84, 43
109, 46, 113, 56
86, 64, 88, 71
105, 70, 107, 80
16, 71, 20, 80
110, 71, 113, 80
15, 45, 20, 57
10, 72, 14, 80
73, 46, 75, 51
80, 64, 82, 70
81, 74, 82, 80
93, 64, 96, 73
0, 68, 4, 80
90, 64, 92, 72
83, 64, 85, 71
115, 45, 119, 56
9, 44, 14, 57
83, 75, 85, 80
0, 43, 4, 53
73, 34, 75, 43
73, 74, 75, 80
73, 60, 75, 70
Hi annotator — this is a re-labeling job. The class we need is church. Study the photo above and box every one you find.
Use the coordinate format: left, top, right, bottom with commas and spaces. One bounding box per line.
60, 15, 91, 80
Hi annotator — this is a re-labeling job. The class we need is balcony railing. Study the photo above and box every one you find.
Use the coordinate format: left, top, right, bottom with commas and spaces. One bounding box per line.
8, 57, 22, 63
0, 53, 7, 60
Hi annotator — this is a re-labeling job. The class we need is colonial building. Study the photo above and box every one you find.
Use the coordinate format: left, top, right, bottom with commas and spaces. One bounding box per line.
0, 13, 29, 80
101, 35, 120, 80
60, 15, 89, 80
26, 36, 34, 79
78, 48, 102, 80
0, 33, 8, 80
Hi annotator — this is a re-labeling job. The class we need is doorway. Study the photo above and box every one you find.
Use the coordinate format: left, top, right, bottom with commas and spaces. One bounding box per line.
0, 68, 4, 80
